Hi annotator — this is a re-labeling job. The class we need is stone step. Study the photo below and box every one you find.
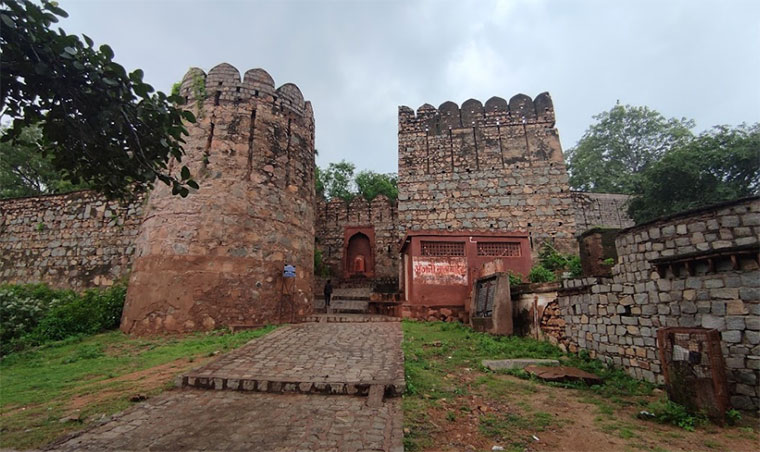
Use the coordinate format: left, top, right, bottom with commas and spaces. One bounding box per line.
302, 313, 402, 323
177, 375, 405, 398
333, 287, 372, 297
330, 299, 369, 313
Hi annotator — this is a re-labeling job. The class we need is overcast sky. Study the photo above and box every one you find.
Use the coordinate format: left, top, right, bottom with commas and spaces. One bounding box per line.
59, 0, 760, 174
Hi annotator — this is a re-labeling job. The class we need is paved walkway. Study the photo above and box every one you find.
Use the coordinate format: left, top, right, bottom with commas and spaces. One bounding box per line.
181, 322, 404, 395
48, 320, 405, 451
49, 391, 402, 451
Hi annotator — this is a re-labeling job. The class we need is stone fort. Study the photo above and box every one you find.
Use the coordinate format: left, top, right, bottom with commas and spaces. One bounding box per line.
2, 63, 757, 409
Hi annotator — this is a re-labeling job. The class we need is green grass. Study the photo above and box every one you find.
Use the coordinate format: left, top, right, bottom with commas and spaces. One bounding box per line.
401, 320, 654, 451
0, 326, 275, 449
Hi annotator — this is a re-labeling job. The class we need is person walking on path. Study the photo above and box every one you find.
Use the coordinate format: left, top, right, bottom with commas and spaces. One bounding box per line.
323, 280, 333, 312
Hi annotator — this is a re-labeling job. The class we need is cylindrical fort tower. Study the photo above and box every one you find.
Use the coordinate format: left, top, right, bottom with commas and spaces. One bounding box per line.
121, 63, 315, 334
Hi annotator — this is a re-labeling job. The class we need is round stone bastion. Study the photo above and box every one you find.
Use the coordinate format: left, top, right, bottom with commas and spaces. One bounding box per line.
121, 63, 315, 334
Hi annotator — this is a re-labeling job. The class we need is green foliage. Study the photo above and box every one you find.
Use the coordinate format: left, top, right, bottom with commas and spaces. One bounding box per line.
726, 409, 742, 426
0, 125, 90, 198
537, 242, 582, 278
645, 398, 706, 431
0, 0, 197, 200
566, 102, 694, 193
170, 81, 181, 97
313, 247, 330, 277
320, 160, 356, 201
354, 170, 398, 201
507, 271, 523, 287
0, 283, 126, 355
528, 264, 556, 283
627, 124, 760, 223
316, 161, 398, 202
603, 257, 615, 267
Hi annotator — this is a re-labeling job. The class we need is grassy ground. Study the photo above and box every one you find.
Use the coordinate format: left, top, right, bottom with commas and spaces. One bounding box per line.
401, 320, 759, 452
0, 326, 275, 449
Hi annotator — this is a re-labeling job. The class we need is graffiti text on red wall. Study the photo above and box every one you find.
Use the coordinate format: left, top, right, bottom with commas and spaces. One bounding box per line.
412, 257, 468, 285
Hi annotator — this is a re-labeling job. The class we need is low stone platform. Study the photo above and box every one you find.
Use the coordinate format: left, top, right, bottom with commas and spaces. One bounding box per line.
303, 313, 402, 323
47, 389, 403, 452
178, 322, 405, 396
482, 358, 560, 371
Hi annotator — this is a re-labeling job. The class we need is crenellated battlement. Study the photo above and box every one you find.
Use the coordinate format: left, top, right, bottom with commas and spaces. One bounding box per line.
179, 63, 312, 118
399, 92, 554, 135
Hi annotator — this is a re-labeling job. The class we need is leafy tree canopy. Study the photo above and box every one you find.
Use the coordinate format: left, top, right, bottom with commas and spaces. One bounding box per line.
355, 170, 398, 201
315, 160, 397, 202
566, 102, 694, 193
627, 124, 760, 223
0, 0, 197, 200
0, 125, 90, 198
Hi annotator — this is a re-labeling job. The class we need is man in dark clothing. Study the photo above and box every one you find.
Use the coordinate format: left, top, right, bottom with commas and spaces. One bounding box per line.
323, 280, 333, 312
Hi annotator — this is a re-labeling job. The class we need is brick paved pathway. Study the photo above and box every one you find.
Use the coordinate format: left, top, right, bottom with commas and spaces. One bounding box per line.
48, 321, 405, 451
180, 322, 405, 395
49, 390, 402, 452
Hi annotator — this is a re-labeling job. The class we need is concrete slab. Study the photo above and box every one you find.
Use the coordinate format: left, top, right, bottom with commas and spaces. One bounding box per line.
482, 358, 560, 371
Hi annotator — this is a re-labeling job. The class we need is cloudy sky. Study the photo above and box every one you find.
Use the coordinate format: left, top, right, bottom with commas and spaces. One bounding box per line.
59, 0, 759, 174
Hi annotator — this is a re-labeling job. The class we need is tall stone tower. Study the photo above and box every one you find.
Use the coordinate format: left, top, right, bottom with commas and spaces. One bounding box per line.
397, 93, 577, 256
121, 63, 315, 334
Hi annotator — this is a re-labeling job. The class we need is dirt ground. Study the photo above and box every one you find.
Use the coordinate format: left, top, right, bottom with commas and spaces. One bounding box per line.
414, 372, 759, 452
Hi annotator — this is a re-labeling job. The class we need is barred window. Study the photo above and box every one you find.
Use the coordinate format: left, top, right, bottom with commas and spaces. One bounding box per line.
477, 241, 521, 257
420, 241, 465, 257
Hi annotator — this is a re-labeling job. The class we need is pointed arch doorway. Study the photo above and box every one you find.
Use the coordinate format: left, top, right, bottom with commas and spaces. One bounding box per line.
343, 226, 376, 279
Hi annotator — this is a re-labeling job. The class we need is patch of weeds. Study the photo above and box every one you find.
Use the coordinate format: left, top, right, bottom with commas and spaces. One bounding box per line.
618, 427, 636, 439
703, 439, 721, 449
644, 398, 706, 432
725, 408, 741, 426
446, 411, 456, 422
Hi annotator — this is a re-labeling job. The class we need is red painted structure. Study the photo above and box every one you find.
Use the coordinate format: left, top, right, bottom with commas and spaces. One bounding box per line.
343, 226, 375, 279
400, 231, 531, 312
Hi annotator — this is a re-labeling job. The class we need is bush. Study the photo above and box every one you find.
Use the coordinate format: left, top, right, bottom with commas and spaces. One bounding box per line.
507, 271, 523, 287
537, 242, 582, 279
0, 283, 126, 355
645, 398, 706, 431
528, 264, 556, 283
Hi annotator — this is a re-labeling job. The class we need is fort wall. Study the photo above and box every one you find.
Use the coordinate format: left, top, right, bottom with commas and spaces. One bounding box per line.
315, 195, 400, 279
571, 192, 634, 232
397, 93, 578, 256
556, 197, 760, 409
0, 191, 143, 289
121, 63, 316, 334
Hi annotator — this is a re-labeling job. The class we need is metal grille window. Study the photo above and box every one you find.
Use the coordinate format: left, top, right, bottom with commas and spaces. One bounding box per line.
477, 241, 521, 257
420, 241, 465, 257
474, 276, 497, 318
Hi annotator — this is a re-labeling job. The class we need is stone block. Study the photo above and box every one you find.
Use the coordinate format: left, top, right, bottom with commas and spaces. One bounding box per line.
482, 359, 560, 371
722, 330, 742, 343
701, 315, 725, 331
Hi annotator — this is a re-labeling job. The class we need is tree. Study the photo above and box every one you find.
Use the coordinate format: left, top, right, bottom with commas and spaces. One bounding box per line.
354, 170, 398, 201
566, 103, 694, 193
0, 125, 89, 198
627, 124, 760, 223
319, 160, 355, 201
0, 0, 196, 200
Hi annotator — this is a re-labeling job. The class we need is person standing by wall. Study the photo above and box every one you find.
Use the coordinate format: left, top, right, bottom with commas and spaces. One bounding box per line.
323, 279, 333, 312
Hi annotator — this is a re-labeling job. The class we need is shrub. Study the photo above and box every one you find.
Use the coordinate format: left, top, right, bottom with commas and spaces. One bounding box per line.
507, 271, 523, 287
537, 242, 582, 279
528, 264, 556, 283
645, 398, 706, 431
0, 283, 126, 355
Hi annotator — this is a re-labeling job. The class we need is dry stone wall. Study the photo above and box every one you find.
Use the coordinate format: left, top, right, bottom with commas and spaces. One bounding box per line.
315, 195, 399, 278
571, 192, 634, 232
0, 191, 143, 289
397, 93, 578, 256
121, 63, 316, 335
557, 197, 760, 410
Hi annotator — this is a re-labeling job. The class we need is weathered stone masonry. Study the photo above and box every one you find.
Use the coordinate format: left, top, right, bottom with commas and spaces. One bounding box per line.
556, 197, 760, 410
316, 195, 399, 279
121, 63, 316, 334
397, 93, 578, 256
0, 191, 143, 289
